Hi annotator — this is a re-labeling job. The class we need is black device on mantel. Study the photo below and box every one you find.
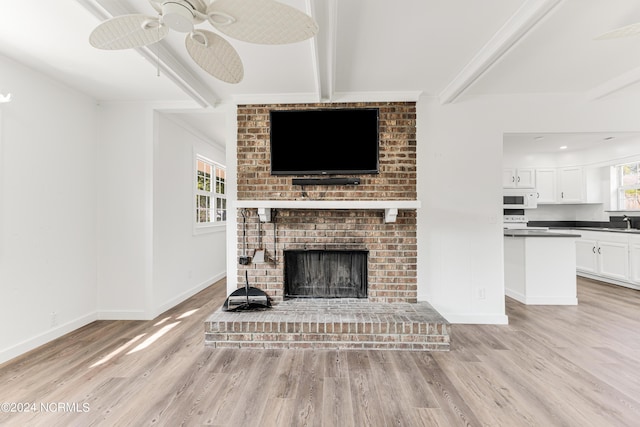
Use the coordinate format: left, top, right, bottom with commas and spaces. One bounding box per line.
292, 177, 361, 186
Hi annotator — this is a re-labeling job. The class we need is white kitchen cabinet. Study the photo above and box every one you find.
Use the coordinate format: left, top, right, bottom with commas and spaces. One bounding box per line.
558, 167, 584, 203
575, 230, 630, 283
629, 235, 640, 284
535, 168, 557, 203
555, 166, 603, 204
597, 240, 629, 281
575, 234, 598, 273
503, 168, 535, 188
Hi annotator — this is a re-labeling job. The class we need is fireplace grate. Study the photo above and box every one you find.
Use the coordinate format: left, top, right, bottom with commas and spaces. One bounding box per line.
284, 250, 368, 298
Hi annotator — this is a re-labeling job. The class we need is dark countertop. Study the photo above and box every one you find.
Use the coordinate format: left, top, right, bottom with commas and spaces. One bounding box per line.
528, 218, 640, 234
561, 227, 640, 235
504, 229, 580, 238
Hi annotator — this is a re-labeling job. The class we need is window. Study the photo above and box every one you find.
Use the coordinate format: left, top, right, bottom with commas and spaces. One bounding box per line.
196, 156, 226, 225
616, 161, 640, 210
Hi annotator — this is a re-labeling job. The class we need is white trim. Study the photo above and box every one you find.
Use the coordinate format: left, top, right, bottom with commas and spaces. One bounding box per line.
506, 289, 577, 305
152, 273, 226, 318
310, 0, 338, 101
97, 310, 149, 320
437, 312, 510, 325
577, 271, 640, 291
193, 222, 227, 235
236, 200, 421, 210
331, 91, 422, 103
0, 312, 98, 365
439, 0, 563, 104
232, 91, 422, 105
237, 200, 420, 223
586, 65, 640, 101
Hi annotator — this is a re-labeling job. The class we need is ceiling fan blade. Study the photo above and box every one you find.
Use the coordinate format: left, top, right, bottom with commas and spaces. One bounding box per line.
207, 0, 318, 44
595, 22, 640, 40
89, 14, 168, 50
185, 30, 244, 83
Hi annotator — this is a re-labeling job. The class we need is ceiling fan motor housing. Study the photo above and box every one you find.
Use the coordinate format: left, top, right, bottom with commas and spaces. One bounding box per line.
162, 1, 196, 32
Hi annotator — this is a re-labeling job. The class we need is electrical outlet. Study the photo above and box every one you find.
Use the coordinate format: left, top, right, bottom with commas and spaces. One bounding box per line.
478, 288, 486, 300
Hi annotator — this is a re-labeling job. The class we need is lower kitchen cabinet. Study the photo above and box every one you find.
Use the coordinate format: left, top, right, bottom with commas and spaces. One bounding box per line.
575, 230, 637, 289
630, 235, 640, 283
576, 235, 598, 274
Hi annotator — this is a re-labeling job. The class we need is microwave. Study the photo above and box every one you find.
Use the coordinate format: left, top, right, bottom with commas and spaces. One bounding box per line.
503, 189, 537, 209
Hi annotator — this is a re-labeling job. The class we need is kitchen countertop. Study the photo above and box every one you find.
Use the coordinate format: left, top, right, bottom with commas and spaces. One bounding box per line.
504, 229, 580, 238
562, 227, 640, 235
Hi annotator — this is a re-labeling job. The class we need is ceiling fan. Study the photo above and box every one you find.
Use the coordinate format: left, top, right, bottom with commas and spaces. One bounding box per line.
89, 0, 319, 83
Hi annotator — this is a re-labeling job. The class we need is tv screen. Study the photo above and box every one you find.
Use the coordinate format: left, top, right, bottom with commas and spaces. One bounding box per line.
269, 108, 379, 175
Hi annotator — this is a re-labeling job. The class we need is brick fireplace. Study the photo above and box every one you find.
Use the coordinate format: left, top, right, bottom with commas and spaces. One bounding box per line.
204, 101, 450, 351
235, 102, 418, 303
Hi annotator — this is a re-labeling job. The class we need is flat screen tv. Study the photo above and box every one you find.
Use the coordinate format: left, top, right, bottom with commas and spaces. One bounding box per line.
269, 108, 379, 175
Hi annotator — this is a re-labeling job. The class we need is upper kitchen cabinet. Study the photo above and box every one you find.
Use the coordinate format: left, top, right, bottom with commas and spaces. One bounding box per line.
557, 166, 602, 204
558, 166, 584, 203
532, 166, 602, 204
535, 168, 557, 203
503, 168, 535, 189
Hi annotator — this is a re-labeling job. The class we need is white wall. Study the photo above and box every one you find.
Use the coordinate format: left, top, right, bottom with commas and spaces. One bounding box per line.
416, 92, 640, 324
152, 113, 226, 316
0, 55, 98, 363
96, 103, 154, 319
0, 58, 229, 364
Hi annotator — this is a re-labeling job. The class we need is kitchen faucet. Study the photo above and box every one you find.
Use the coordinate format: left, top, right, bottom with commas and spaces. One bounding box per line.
623, 215, 632, 229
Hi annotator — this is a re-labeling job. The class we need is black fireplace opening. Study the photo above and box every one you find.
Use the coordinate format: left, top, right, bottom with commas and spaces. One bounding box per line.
284, 250, 368, 298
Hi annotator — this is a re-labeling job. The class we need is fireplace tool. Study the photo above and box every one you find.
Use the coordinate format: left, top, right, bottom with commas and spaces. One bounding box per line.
252, 214, 269, 263
222, 270, 271, 311
239, 209, 251, 265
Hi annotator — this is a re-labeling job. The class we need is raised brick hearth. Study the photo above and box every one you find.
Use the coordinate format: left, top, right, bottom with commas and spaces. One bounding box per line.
205, 299, 450, 351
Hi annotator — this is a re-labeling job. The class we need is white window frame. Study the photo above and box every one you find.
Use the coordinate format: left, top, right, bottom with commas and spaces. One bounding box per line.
615, 161, 640, 211
194, 154, 226, 233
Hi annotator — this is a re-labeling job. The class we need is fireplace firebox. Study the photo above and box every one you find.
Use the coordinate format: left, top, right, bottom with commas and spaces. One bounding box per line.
284, 250, 368, 298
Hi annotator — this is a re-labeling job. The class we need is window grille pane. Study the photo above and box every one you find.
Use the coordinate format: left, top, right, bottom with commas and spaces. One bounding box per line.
216, 197, 227, 221
621, 188, 640, 210
196, 157, 226, 224
197, 209, 208, 223
621, 163, 640, 186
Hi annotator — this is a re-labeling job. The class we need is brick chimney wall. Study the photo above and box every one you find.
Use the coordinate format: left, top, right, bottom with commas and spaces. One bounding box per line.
236, 102, 418, 303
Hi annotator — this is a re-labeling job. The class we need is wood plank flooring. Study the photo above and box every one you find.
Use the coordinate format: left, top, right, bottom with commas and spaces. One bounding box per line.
0, 277, 639, 426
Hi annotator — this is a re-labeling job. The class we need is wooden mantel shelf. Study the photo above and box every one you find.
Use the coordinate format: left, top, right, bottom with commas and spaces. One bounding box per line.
235, 200, 421, 223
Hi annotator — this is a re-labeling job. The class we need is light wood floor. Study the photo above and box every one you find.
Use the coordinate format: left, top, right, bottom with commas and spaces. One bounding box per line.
1, 277, 639, 426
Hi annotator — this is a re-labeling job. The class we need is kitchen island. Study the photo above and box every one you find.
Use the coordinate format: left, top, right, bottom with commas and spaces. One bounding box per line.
504, 229, 581, 305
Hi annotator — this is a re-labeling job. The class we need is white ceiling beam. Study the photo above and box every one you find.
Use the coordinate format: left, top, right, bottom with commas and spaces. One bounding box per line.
586, 65, 640, 101
310, 0, 337, 102
439, 0, 563, 104
75, 0, 219, 107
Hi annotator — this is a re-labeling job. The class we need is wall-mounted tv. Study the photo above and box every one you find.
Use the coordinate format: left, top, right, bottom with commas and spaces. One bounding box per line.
269, 108, 379, 175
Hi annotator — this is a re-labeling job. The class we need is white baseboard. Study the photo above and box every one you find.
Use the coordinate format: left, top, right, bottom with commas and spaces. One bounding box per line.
577, 272, 640, 291
506, 289, 577, 305
97, 310, 149, 320
153, 273, 226, 318
440, 313, 510, 325
0, 312, 98, 366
